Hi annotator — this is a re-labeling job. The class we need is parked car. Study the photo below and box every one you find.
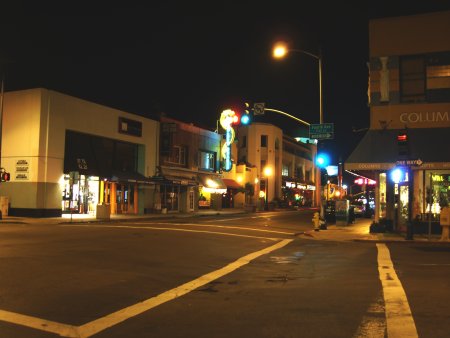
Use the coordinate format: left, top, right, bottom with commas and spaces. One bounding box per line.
351, 201, 365, 217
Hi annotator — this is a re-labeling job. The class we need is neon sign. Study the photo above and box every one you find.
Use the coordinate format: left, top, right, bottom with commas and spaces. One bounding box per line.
220, 109, 237, 171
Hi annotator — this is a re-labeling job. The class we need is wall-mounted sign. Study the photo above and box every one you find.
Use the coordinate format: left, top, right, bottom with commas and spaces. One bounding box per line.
15, 159, 30, 180
118, 117, 142, 137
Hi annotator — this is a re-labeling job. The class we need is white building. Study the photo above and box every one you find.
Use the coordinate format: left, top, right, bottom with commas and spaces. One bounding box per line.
0, 88, 159, 217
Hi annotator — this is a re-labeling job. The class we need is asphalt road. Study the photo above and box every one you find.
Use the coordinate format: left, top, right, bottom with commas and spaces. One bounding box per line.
0, 210, 449, 337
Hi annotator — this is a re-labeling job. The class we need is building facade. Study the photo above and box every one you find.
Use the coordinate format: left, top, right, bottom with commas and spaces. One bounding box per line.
237, 123, 317, 209
0, 88, 159, 217
345, 11, 450, 232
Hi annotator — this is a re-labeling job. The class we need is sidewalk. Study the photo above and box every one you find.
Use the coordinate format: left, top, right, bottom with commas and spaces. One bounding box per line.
303, 217, 449, 244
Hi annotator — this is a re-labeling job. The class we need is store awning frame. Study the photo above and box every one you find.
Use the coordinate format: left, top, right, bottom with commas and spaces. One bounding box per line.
345, 127, 450, 171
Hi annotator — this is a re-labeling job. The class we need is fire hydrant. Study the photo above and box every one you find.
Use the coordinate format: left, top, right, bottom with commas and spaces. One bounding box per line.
312, 212, 320, 231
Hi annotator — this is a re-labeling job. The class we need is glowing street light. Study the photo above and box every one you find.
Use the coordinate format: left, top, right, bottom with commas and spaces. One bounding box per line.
272, 41, 323, 124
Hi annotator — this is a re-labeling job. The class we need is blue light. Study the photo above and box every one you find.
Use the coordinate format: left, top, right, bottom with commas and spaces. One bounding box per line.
241, 114, 250, 125
315, 152, 330, 168
390, 167, 404, 183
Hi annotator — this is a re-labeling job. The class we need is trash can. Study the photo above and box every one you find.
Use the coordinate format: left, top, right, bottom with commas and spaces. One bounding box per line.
348, 205, 355, 224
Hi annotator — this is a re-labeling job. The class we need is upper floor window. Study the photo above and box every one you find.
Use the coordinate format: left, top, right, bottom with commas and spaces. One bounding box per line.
400, 55, 426, 103
241, 135, 247, 148
198, 151, 215, 171
275, 137, 280, 150
166, 145, 187, 166
282, 164, 289, 177
261, 135, 268, 147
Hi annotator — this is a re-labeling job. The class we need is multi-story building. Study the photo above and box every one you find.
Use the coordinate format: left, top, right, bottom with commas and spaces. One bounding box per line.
156, 116, 226, 212
345, 11, 450, 232
282, 135, 317, 207
237, 122, 317, 209
0, 88, 159, 217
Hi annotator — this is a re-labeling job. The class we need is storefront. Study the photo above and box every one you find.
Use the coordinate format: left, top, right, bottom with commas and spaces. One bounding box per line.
282, 179, 315, 207
345, 127, 450, 232
197, 174, 227, 210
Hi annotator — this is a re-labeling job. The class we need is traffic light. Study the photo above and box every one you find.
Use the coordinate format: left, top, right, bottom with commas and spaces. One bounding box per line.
0, 171, 10, 182
315, 152, 331, 168
397, 130, 409, 159
240, 102, 252, 125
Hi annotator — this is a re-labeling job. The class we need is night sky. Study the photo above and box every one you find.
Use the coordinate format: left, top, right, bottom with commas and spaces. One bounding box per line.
2, 1, 450, 167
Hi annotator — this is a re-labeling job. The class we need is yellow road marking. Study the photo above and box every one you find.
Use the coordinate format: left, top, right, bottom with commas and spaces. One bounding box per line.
134, 221, 295, 236
376, 243, 418, 338
62, 224, 282, 241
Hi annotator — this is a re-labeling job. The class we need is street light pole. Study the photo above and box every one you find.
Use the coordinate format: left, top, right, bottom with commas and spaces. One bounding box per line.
273, 43, 323, 124
273, 42, 325, 217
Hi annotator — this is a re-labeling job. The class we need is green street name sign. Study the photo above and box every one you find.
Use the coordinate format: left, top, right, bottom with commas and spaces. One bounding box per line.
309, 123, 334, 139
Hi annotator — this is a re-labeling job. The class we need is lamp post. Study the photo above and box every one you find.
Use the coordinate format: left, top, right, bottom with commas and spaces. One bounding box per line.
273, 41, 325, 218
272, 41, 323, 125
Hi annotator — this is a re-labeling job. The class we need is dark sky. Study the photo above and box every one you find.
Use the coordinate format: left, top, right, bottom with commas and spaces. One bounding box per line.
2, 1, 450, 165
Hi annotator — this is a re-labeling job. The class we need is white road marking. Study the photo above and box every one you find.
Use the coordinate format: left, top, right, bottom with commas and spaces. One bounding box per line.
208, 215, 277, 222
77, 238, 293, 337
61, 223, 283, 241
131, 221, 295, 236
0, 238, 292, 337
0, 309, 79, 337
376, 243, 418, 338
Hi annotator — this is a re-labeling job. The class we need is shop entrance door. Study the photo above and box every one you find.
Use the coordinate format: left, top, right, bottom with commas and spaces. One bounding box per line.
114, 183, 138, 214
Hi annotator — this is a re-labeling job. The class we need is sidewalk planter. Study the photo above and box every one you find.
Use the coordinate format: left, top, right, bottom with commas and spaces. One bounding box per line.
96, 204, 111, 220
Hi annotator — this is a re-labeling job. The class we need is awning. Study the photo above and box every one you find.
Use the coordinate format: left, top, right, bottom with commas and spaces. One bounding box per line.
197, 174, 227, 194
345, 127, 450, 171
222, 178, 243, 189
155, 167, 198, 185
110, 171, 154, 184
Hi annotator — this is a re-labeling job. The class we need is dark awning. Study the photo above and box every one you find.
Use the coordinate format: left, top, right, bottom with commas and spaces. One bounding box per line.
110, 171, 154, 184
155, 167, 198, 185
345, 127, 450, 171
222, 178, 243, 189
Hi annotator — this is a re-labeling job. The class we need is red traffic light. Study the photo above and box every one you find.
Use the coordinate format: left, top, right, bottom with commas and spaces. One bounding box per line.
1, 172, 10, 182
397, 133, 407, 142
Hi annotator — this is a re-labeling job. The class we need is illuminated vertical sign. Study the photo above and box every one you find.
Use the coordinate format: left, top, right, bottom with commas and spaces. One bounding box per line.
220, 109, 238, 172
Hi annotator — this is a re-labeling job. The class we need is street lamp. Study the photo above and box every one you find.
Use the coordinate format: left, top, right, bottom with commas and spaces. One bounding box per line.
272, 41, 323, 125
273, 41, 325, 217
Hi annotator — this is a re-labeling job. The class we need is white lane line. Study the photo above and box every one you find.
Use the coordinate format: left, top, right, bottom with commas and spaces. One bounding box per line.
0, 309, 79, 337
77, 238, 294, 338
207, 214, 279, 222
131, 222, 295, 236
61, 224, 282, 241
376, 243, 418, 338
